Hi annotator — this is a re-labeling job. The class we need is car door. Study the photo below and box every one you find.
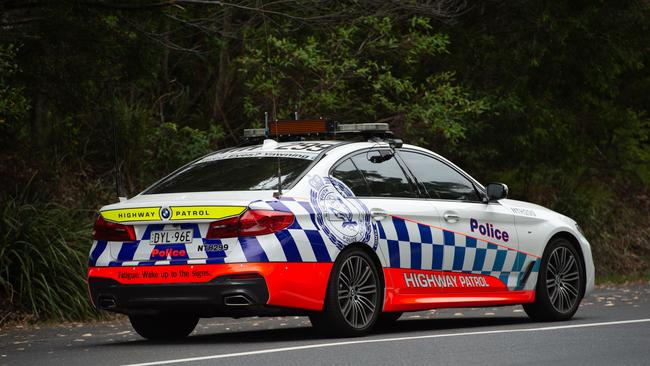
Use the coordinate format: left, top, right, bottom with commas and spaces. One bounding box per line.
398, 150, 525, 292
330, 149, 446, 308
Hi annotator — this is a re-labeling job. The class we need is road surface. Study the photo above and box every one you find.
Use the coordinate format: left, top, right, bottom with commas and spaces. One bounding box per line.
1, 283, 649, 366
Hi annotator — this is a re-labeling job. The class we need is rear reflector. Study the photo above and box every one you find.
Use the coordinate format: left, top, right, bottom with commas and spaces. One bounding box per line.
206, 210, 294, 239
93, 215, 136, 241
227, 273, 263, 280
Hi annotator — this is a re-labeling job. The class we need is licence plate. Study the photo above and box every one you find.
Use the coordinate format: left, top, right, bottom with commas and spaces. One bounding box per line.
149, 229, 193, 245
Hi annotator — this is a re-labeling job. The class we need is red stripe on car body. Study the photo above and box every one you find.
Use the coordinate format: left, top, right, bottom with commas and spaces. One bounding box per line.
88, 262, 333, 311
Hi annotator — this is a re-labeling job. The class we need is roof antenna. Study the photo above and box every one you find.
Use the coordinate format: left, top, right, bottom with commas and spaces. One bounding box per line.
264, 111, 269, 138
274, 118, 283, 198
261, 11, 281, 199
110, 87, 126, 202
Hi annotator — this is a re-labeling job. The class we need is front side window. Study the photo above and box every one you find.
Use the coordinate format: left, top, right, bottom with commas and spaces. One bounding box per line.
333, 150, 415, 198
145, 157, 312, 194
400, 151, 481, 201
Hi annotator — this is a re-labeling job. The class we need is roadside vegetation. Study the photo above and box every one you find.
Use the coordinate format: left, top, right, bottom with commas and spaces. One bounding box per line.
0, 0, 648, 323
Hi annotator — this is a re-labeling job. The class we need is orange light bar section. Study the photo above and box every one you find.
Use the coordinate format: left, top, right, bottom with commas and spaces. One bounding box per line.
269, 119, 327, 135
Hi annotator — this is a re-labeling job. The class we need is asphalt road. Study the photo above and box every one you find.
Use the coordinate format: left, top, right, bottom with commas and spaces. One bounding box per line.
2, 283, 649, 366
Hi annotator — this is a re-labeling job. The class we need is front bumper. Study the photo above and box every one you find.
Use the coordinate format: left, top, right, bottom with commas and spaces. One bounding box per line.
578, 235, 596, 296
87, 262, 333, 315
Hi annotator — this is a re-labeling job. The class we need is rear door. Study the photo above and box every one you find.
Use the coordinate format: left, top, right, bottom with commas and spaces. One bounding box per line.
330, 149, 445, 309
398, 150, 524, 292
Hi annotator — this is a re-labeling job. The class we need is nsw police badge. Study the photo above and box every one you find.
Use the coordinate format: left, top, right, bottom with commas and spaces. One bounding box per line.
309, 175, 377, 250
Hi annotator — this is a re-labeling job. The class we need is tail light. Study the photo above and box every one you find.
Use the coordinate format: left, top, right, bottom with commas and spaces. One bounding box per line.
205, 216, 239, 238
206, 210, 294, 239
239, 210, 295, 236
92, 215, 136, 241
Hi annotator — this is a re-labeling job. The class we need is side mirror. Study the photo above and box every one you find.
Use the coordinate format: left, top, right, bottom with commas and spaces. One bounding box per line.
369, 150, 394, 163
486, 182, 508, 201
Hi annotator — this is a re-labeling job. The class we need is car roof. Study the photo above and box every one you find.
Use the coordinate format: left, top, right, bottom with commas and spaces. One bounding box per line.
200, 139, 442, 161
197, 140, 349, 163
197, 139, 459, 168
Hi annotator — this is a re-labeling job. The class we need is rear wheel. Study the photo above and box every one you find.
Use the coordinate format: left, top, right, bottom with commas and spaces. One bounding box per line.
524, 238, 584, 321
129, 312, 199, 340
310, 248, 382, 336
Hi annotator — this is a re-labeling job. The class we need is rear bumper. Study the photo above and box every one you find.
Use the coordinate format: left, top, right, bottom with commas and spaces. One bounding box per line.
87, 263, 333, 314
89, 275, 271, 316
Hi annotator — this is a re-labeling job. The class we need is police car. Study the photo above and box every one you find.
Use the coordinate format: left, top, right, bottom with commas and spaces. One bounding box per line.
88, 122, 595, 339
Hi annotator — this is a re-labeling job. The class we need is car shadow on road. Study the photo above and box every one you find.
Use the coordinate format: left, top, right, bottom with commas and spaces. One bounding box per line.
102, 316, 536, 347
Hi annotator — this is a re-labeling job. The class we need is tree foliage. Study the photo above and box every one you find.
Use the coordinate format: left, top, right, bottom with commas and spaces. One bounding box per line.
0, 0, 648, 321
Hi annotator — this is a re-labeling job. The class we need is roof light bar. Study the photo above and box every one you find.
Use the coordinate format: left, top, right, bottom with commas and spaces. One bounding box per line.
242, 120, 393, 141
243, 128, 266, 138
270, 119, 328, 135
336, 123, 390, 133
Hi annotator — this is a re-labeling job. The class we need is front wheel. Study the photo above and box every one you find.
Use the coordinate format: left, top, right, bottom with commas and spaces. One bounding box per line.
524, 238, 584, 321
310, 248, 382, 336
129, 313, 199, 340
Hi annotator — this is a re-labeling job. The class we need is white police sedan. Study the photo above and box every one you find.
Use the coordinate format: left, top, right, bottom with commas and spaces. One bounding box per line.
88, 129, 594, 339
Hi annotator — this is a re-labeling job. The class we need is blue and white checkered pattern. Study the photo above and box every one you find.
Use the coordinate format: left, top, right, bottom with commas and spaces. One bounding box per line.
376, 216, 540, 290
88, 198, 540, 290
88, 198, 341, 268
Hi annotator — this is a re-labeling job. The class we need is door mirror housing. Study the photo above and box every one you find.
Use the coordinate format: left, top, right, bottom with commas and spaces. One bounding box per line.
486, 182, 508, 202
369, 150, 394, 164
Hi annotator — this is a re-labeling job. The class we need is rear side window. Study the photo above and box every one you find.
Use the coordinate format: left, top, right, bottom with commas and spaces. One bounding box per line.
332, 150, 415, 198
331, 159, 371, 196
399, 151, 481, 201
145, 157, 312, 194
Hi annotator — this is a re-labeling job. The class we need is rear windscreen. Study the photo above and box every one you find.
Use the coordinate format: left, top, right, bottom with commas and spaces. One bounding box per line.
144, 157, 312, 194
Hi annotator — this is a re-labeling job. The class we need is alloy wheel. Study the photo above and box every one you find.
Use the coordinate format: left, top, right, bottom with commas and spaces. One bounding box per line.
546, 246, 581, 313
337, 255, 378, 328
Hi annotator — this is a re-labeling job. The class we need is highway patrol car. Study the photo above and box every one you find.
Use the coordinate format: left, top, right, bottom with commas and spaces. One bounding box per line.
88, 122, 595, 339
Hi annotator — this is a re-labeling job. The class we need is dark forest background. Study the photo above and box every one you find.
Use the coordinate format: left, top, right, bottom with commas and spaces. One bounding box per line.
0, 0, 648, 323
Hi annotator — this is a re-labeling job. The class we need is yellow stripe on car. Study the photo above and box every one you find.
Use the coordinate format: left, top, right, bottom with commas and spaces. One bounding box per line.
170, 206, 245, 220
101, 207, 161, 222
100, 206, 246, 222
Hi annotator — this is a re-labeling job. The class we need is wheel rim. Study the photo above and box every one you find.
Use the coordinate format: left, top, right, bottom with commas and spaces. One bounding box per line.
337, 255, 378, 329
546, 246, 581, 313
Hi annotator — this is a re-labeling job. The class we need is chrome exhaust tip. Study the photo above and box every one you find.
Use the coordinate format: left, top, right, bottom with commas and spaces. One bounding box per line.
98, 296, 117, 309
223, 294, 253, 306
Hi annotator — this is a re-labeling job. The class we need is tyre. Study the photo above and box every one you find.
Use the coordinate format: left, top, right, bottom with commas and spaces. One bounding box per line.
129, 312, 199, 340
310, 247, 382, 336
523, 237, 584, 321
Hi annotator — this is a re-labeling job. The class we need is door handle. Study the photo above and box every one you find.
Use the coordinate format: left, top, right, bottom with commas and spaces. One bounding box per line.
443, 212, 460, 223
370, 209, 387, 221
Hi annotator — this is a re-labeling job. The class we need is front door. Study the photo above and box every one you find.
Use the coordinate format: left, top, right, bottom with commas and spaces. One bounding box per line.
398, 150, 526, 293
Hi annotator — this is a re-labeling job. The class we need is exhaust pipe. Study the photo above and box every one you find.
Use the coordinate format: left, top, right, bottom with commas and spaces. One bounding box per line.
98, 296, 117, 309
224, 294, 253, 306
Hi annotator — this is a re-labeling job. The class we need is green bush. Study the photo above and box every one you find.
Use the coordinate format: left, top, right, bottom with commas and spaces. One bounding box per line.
142, 122, 224, 176
0, 196, 97, 322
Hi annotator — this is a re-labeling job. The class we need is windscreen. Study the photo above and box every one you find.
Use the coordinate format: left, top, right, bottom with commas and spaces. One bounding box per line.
144, 157, 312, 194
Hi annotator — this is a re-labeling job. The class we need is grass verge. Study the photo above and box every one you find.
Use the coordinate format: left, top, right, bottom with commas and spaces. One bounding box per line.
0, 196, 99, 326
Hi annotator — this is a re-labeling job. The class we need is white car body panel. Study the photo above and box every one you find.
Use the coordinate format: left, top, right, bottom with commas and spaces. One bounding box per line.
500, 199, 595, 295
